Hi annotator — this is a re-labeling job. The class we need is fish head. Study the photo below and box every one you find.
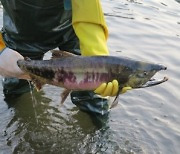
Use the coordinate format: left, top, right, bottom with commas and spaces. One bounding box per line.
124, 62, 167, 88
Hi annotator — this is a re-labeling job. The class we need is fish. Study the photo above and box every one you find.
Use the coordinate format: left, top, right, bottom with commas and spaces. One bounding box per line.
17, 50, 168, 104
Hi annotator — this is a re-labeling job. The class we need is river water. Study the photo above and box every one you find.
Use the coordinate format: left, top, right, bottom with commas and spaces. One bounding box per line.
0, 0, 180, 153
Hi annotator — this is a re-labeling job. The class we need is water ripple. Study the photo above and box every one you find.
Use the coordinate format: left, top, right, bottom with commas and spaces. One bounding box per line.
0, 0, 180, 153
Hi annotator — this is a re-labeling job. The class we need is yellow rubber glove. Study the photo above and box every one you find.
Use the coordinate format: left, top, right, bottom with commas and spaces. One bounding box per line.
94, 80, 132, 97
94, 80, 119, 97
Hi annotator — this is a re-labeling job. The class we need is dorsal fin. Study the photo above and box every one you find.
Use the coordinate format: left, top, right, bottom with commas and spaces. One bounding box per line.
51, 50, 76, 59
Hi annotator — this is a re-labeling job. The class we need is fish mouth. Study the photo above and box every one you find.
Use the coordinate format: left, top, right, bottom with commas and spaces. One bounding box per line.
140, 77, 168, 88
139, 64, 168, 88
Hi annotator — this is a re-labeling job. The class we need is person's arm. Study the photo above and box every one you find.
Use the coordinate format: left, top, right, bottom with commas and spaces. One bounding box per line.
0, 34, 30, 79
72, 0, 108, 56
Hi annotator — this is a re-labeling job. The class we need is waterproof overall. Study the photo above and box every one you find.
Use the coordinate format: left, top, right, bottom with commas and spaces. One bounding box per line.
0, 0, 109, 116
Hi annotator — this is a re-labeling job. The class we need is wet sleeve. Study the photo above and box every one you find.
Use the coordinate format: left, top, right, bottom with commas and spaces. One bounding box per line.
72, 0, 109, 56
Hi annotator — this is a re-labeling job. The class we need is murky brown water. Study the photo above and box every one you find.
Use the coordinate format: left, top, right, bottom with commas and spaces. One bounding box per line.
0, 0, 180, 153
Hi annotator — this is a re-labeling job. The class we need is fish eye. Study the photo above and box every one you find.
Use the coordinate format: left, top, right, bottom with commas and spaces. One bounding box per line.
143, 71, 147, 76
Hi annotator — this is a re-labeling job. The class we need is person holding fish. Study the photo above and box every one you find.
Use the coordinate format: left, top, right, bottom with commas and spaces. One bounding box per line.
0, 0, 130, 115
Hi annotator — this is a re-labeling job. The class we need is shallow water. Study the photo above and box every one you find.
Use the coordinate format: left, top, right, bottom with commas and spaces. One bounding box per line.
0, 0, 180, 153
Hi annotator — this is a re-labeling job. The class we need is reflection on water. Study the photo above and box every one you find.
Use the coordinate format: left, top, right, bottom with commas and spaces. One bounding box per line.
1, 88, 112, 153
0, 0, 180, 153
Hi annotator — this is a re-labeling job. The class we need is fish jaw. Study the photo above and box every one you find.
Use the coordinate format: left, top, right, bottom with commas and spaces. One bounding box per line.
137, 63, 168, 88
140, 77, 168, 88
150, 63, 167, 71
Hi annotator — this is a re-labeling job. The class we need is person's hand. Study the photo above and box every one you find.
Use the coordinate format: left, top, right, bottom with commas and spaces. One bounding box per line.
0, 47, 30, 79
94, 80, 132, 97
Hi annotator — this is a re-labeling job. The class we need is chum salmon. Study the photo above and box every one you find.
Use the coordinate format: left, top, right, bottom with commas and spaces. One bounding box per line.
17, 51, 168, 104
